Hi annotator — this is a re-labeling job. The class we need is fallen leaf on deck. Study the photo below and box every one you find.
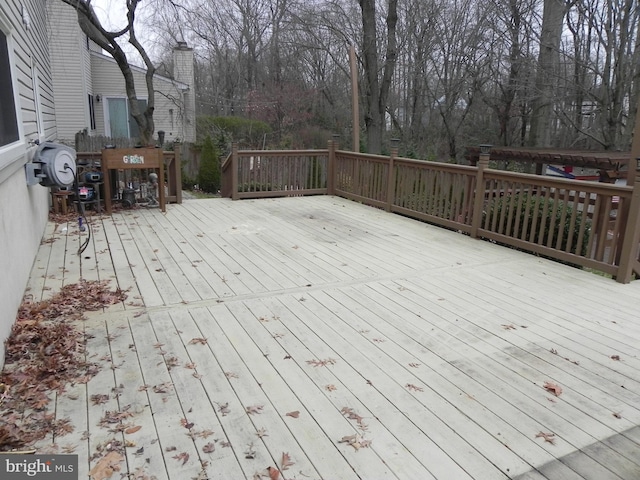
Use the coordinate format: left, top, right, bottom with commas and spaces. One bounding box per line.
165, 446, 177, 452
152, 382, 173, 394
501, 324, 516, 330
256, 428, 268, 438
180, 418, 195, 429
543, 381, 562, 396
325, 384, 337, 392
306, 358, 336, 367
408, 363, 420, 368
613, 412, 622, 419
124, 425, 141, 434
91, 394, 110, 405
267, 466, 280, 480
535, 431, 556, 444
189, 337, 208, 345
406, 384, 424, 392
246, 405, 264, 415
89, 451, 124, 480
172, 452, 189, 465
202, 443, 215, 453
338, 434, 371, 451
281, 452, 294, 470
611, 355, 621, 361
217, 402, 230, 416
245, 442, 256, 459
285, 411, 300, 418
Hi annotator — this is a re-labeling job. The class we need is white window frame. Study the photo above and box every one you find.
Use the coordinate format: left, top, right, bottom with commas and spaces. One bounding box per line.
0, 11, 26, 183
31, 61, 45, 140
103, 96, 148, 138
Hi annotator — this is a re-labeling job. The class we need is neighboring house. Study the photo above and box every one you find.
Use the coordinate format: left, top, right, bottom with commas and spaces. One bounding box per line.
47, 2, 196, 146
0, 1, 56, 366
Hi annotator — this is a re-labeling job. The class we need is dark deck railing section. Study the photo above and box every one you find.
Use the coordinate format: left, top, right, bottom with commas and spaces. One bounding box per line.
221, 142, 640, 283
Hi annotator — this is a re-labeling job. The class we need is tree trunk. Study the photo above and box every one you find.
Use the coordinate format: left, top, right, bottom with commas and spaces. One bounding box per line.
359, 0, 398, 154
528, 0, 565, 147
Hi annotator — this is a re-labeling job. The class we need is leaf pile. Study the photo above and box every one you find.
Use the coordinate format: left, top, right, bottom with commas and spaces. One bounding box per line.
0, 280, 127, 451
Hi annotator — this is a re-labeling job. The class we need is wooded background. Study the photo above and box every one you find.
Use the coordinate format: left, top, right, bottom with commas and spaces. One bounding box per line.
142, 0, 640, 160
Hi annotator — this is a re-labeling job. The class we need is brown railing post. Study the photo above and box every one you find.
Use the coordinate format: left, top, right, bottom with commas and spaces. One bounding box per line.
470, 144, 491, 238
616, 158, 640, 282
231, 143, 239, 201
386, 139, 399, 212
174, 148, 182, 203
327, 139, 336, 195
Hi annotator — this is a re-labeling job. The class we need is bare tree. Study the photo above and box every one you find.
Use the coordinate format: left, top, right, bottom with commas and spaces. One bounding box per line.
358, 0, 398, 154
528, 0, 565, 148
61, 0, 156, 145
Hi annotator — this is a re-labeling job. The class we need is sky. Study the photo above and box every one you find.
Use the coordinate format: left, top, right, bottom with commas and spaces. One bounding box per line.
89, 0, 127, 30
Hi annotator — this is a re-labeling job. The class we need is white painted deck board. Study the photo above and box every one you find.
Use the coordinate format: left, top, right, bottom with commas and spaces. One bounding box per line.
21, 196, 640, 480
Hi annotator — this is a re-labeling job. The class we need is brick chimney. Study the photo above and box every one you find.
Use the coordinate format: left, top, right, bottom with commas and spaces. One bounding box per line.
173, 42, 196, 143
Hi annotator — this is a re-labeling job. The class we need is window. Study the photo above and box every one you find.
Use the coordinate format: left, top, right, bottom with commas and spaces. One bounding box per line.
106, 97, 147, 138
0, 29, 19, 148
88, 94, 96, 130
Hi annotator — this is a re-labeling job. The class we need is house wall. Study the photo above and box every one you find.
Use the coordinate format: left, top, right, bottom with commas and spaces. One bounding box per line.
0, 0, 56, 367
91, 51, 195, 145
47, 1, 92, 145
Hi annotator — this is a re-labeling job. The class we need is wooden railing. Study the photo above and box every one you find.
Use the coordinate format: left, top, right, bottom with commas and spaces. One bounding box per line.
221, 144, 329, 200
221, 143, 640, 283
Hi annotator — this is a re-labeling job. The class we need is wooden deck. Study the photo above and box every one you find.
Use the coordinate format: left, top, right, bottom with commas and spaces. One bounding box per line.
25, 196, 640, 480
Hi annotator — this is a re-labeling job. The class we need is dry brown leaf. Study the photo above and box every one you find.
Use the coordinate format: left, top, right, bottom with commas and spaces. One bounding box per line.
256, 428, 268, 438
246, 405, 264, 415
124, 425, 141, 435
543, 381, 563, 396
217, 402, 231, 416
338, 433, 371, 451
202, 442, 215, 453
325, 384, 337, 392
189, 337, 208, 345
285, 411, 300, 418
172, 452, 189, 465
535, 431, 556, 444
611, 355, 621, 361
281, 452, 294, 470
306, 358, 336, 367
406, 384, 424, 392
89, 451, 124, 480
501, 324, 516, 330
267, 466, 281, 480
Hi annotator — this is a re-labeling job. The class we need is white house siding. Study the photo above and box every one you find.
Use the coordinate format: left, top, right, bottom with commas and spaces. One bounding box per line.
47, 1, 91, 145
91, 51, 195, 144
0, 0, 56, 367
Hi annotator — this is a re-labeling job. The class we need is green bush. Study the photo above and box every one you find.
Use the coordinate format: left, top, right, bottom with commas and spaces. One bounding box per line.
197, 136, 221, 193
484, 193, 591, 257
196, 116, 271, 150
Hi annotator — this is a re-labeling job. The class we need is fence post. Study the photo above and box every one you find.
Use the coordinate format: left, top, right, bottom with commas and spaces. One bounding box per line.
386, 139, 399, 212
327, 139, 336, 195
470, 144, 491, 238
231, 143, 239, 201
616, 158, 640, 283
174, 148, 182, 204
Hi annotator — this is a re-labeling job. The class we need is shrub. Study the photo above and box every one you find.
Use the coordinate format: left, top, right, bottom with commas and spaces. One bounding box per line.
197, 135, 221, 193
483, 193, 591, 257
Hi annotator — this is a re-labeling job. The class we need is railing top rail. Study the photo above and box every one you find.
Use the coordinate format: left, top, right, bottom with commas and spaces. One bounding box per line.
394, 156, 477, 173
237, 149, 329, 156
335, 150, 390, 162
221, 152, 233, 171
484, 168, 633, 197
